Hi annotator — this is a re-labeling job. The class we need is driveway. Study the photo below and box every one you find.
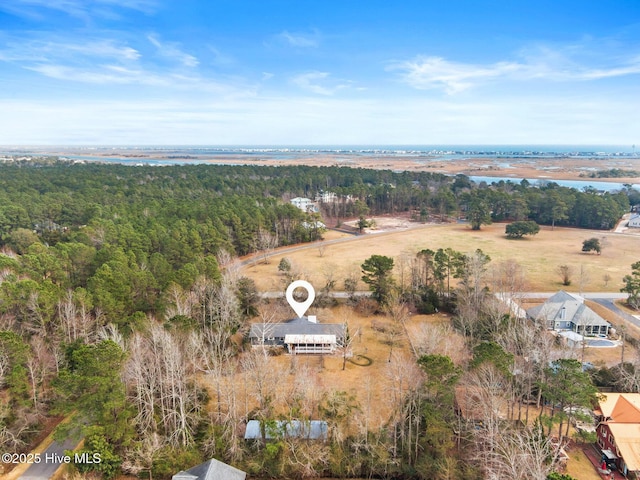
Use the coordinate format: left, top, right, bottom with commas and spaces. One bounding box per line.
18, 436, 80, 480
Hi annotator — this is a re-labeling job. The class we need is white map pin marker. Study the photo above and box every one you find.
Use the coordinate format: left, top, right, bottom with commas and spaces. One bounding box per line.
286, 280, 315, 318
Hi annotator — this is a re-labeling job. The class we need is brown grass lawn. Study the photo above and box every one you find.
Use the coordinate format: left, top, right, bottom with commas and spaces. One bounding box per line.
242, 222, 640, 294
207, 304, 431, 432
565, 445, 603, 480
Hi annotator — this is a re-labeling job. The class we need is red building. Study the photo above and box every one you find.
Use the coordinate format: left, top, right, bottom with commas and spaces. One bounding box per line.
595, 393, 640, 477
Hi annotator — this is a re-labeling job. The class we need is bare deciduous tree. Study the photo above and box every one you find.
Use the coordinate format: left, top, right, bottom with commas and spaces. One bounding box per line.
254, 228, 279, 265
578, 264, 590, 295
317, 241, 327, 258
26, 335, 54, 412
58, 289, 95, 343
476, 425, 561, 480
121, 432, 165, 480
385, 352, 424, 463
557, 264, 573, 286
455, 250, 491, 339
125, 323, 201, 447
242, 348, 281, 422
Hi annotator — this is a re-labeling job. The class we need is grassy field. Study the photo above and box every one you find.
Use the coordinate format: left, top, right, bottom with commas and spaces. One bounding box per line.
242, 220, 640, 294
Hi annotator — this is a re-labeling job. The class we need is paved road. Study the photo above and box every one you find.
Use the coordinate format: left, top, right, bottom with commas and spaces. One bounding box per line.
521, 292, 628, 300
18, 436, 80, 480
592, 298, 640, 329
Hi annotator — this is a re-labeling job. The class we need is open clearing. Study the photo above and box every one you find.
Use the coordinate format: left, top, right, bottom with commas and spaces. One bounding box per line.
207, 305, 458, 431
243, 220, 640, 294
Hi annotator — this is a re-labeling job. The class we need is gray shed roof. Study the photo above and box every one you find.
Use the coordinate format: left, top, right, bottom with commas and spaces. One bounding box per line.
244, 419, 328, 440
249, 316, 345, 340
172, 458, 246, 480
526, 290, 610, 327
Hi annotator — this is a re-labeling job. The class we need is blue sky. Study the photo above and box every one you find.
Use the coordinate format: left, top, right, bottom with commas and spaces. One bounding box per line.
0, 0, 639, 145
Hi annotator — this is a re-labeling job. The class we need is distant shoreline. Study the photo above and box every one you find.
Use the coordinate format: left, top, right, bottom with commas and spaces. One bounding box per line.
2, 146, 640, 185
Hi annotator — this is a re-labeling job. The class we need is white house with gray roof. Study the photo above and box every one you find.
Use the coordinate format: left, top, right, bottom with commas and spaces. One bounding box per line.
290, 197, 318, 213
249, 316, 345, 354
526, 290, 611, 336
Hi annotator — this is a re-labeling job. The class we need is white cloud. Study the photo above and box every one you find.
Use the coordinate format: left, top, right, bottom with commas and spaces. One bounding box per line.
291, 71, 348, 96
0, 38, 140, 63
277, 30, 320, 48
391, 47, 640, 94
390, 56, 521, 94
147, 34, 199, 68
0, 34, 242, 92
0, 0, 157, 21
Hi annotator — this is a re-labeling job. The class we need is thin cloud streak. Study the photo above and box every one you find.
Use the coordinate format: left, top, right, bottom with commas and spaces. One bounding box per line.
0, 0, 157, 20
147, 34, 199, 68
0, 34, 245, 93
391, 50, 640, 94
0, 38, 140, 63
390, 56, 521, 94
291, 71, 348, 96
277, 30, 320, 48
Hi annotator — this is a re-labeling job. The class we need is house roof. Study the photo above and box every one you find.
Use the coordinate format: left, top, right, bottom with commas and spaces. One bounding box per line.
597, 393, 640, 421
244, 420, 328, 440
526, 290, 610, 328
606, 423, 640, 472
249, 317, 345, 340
172, 458, 246, 480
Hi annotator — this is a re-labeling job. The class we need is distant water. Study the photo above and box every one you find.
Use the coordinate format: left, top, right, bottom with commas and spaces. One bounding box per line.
468, 175, 639, 192
3, 145, 639, 191
51, 144, 640, 161
3, 144, 639, 161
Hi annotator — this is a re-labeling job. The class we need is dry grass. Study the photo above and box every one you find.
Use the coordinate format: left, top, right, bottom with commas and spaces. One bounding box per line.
207, 304, 427, 431
565, 446, 603, 480
243, 222, 640, 294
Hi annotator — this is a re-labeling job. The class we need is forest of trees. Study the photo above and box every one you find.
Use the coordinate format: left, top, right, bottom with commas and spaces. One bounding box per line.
0, 159, 638, 479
